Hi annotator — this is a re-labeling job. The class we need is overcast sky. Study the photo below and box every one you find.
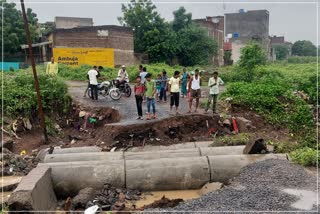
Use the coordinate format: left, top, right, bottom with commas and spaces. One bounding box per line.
12, 0, 319, 45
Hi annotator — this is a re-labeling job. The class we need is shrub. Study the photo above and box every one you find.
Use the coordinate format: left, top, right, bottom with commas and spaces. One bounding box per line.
290, 147, 319, 166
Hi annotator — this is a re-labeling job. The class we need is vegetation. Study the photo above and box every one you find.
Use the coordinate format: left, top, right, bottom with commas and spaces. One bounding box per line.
274, 44, 289, 60
118, 0, 217, 65
287, 56, 318, 64
238, 42, 267, 82
290, 147, 319, 167
1, 69, 70, 119
0, 0, 39, 54
291, 40, 317, 56
220, 42, 317, 166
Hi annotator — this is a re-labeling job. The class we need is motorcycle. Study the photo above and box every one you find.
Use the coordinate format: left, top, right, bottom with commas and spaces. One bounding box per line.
87, 80, 121, 100
115, 78, 132, 97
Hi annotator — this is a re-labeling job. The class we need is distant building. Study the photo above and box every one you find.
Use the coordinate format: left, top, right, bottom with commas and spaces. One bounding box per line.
193, 16, 224, 66
270, 35, 292, 61
48, 25, 134, 66
54, 16, 93, 29
225, 10, 271, 62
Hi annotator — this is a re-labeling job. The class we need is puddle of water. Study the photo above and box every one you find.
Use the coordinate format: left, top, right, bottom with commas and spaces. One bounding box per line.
282, 188, 318, 211
129, 189, 201, 209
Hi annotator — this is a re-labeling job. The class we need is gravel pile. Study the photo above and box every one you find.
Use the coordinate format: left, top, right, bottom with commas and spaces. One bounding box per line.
148, 159, 318, 213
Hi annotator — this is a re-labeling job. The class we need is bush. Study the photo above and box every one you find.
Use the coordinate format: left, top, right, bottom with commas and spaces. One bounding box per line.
287, 56, 318, 64
2, 70, 70, 118
290, 147, 319, 166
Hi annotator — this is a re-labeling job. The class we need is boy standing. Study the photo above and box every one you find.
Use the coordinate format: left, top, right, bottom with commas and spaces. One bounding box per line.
145, 73, 157, 120
159, 70, 168, 102
134, 76, 145, 120
206, 71, 224, 114
168, 71, 181, 115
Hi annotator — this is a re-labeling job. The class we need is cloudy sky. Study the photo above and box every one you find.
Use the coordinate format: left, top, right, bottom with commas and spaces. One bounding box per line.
13, 0, 319, 45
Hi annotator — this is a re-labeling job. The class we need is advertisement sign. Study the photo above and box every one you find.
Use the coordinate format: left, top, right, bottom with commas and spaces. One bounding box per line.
53, 48, 114, 67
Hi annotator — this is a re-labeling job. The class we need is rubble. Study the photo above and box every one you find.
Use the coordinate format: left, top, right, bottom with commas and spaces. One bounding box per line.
72, 187, 96, 210
142, 196, 183, 209
235, 116, 254, 132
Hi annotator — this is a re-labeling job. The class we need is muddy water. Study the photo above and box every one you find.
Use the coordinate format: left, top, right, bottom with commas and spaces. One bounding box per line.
129, 189, 201, 208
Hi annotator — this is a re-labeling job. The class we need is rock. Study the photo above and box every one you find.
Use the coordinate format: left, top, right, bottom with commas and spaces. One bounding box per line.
200, 182, 224, 195
22, 118, 32, 130
243, 138, 267, 154
235, 117, 253, 132
1, 140, 14, 151
223, 119, 231, 127
72, 187, 96, 209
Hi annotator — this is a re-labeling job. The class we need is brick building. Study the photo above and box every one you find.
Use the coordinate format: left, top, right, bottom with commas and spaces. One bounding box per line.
49, 25, 134, 66
193, 16, 224, 66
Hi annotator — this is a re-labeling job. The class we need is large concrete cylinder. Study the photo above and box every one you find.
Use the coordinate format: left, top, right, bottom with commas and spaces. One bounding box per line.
52, 146, 101, 154
44, 152, 124, 163
48, 160, 125, 197
124, 149, 200, 160
208, 154, 288, 184
200, 146, 245, 156
128, 142, 196, 152
125, 157, 210, 190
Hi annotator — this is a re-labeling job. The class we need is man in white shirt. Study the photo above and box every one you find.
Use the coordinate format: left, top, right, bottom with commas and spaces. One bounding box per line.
205, 71, 224, 114
87, 66, 100, 100
117, 65, 129, 83
140, 67, 148, 85
188, 69, 201, 113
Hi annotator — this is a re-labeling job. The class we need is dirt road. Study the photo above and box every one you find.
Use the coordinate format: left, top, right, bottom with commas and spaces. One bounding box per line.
66, 81, 217, 125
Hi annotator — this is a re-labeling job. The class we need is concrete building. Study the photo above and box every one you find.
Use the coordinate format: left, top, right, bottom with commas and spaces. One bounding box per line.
48, 25, 134, 66
225, 10, 271, 62
193, 16, 224, 66
270, 35, 292, 61
54, 16, 93, 29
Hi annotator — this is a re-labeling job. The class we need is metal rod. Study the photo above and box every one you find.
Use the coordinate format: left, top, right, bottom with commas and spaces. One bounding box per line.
20, 0, 48, 143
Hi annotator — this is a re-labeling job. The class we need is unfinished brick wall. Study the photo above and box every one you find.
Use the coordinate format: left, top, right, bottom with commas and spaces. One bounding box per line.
53, 25, 135, 65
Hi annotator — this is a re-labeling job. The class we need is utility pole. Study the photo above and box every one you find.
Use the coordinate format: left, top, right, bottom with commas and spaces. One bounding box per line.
20, 0, 48, 143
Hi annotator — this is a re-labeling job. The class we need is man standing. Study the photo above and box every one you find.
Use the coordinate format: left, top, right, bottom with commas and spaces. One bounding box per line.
205, 71, 224, 114
181, 67, 188, 98
168, 70, 181, 115
117, 65, 129, 83
46, 57, 58, 76
188, 69, 201, 113
87, 66, 100, 100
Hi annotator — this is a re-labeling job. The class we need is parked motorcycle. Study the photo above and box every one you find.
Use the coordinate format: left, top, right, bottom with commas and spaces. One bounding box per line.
114, 80, 132, 97
87, 80, 121, 100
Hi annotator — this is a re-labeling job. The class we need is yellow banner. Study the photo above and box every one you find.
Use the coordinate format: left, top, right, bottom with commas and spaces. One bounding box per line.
53, 48, 114, 67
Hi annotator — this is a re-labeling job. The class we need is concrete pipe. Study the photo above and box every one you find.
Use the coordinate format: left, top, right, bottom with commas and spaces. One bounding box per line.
49, 160, 125, 197
52, 146, 101, 154
125, 157, 210, 191
208, 154, 288, 184
44, 152, 124, 163
43, 146, 246, 163
200, 146, 245, 156
128, 142, 196, 152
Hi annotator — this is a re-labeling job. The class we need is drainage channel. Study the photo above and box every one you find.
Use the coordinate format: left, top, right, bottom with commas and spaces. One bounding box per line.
7, 145, 288, 212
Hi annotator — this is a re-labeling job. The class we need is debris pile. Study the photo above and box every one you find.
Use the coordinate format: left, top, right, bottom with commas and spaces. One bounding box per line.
0, 147, 38, 176
67, 183, 142, 212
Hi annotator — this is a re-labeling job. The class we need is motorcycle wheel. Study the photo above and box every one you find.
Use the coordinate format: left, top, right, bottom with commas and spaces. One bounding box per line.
109, 88, 121, 100
124, 85, 132, 97
87, 88, 92, 98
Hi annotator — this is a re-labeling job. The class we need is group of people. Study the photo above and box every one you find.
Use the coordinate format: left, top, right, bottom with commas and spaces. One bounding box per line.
134, 65, 224, 120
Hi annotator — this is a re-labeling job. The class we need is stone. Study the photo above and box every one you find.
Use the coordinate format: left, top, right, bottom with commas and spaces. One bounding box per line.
72, 187, 96, 209
1, 140, 14, 151
199, 182, 224, 195
223, 119, 231, 127
235, 117, 253, 132
35, 148, 49, 163
22, 118, 32, 130
0, 176, 22, 192
243, 138, 267, 154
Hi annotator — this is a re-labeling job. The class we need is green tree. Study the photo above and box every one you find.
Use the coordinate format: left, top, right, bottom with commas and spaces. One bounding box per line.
118, 0, 167, 54
274, 45, 289, 60
172, 6, 192, 32
292, 40, 316, 56
0, 1, 39, 54
177, 25, 217, 66
239, 42, 266, 82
